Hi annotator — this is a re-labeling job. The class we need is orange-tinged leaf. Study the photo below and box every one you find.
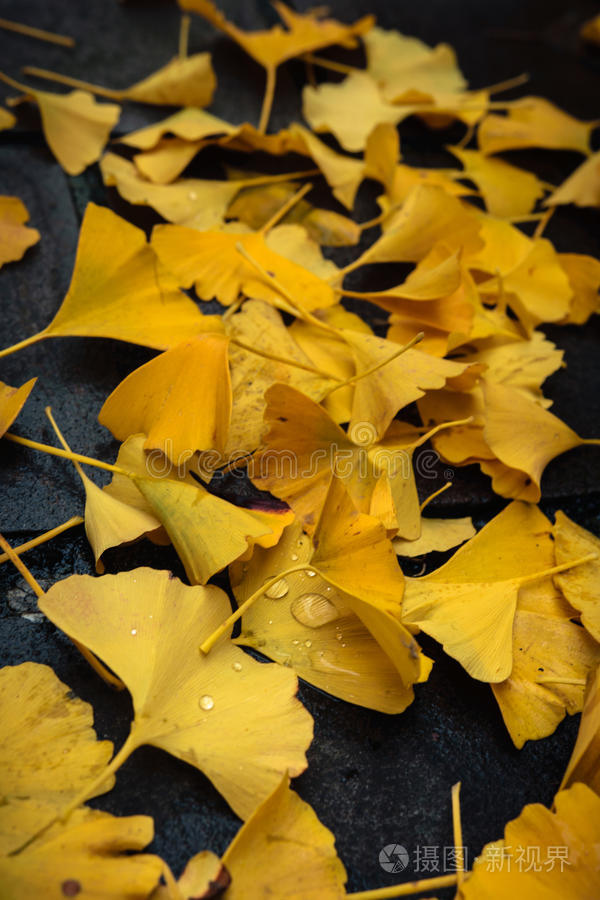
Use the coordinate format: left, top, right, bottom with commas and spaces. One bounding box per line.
560, 665, 600, 793
178, 0, 372, 72
0, 378, 36, 438
99, 334, 231, 461
0, 203, 218, 356
401, 502, 570, 681
39, 568, 313, 820
554, 511, 600, 643
151, 222, 336, 310
0, 196, 40, 266
491, 572, 600, 748
449, 145, 546, 217
478, 96, 598, 156
232, 520, 423, 713
0, 809, 162, 900
22, 87, 120, 175
0, 663, 114, 854
221, 777, 347, 900
546, 149, 600, 207
458, 783, 600, 900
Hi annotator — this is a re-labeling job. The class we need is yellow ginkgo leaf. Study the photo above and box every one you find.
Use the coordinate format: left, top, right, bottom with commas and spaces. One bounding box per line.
39, 567, 313, 821
0, 196, 40, 267
151, 222, 336, 310
100, 152, 243, 228
0, 75, 121, 175
559, 253, 600, 324
0, 662, 114, 854
0, 808, 162, 900
401, 501, 591, 682
0, 106, 15, 130
364, 26, 467, 103
23, 53, 216, 108
554, 511, 600, 643
156, 778, 346, 900
482, 380, 596, 502
178, 0, 372, 131
393, 516, 476, 557
134, 475, 292, 584
477, 96, 598, 156
232, 520, 426, 714
221, 777, 347, 900
560, 665, 600, 794
224, 299, 333, 455
458, 783, 600, 900
0, 378, 36, 439
43, 410, 164, 572
303, 71, 406, 152
226, 180, 361, 247
99, 333, 231, 462
0, 203, 218, 360
120, 107, 236, 151
448, 145, 546, 217
546, 149, 600, 208
491, 569, 600, 748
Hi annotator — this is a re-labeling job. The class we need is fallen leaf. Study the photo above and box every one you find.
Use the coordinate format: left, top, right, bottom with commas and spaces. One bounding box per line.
120, 107, 236, 150
0, 378, 36, 438
0, 662, 113, 854
546, 149, 600, 208
458, 783, 600, 900
448, 145, 546, 217
0, 196, 40, 266
560, 664, 600, 793
558, 253, 600, 324
232, 520, 425, 713
554, 511, 600, 643
0, 203, 219, 357
0, 106, 15, 130
393, 516, 476, 557
39, 567, 313, 820
478, 96, 598, 156
98, 333, 232, 461
0, 808, 162, 900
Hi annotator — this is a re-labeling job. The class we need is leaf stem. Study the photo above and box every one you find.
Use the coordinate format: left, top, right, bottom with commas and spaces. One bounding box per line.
518, 552, 598, 586
321, 332, 424, 398
21, 65, 122, 100
259, 182, 312, 233
347, 873, 460, 899
178, 13, 191, 60
0, 516, 83, 565
451, 781, 465, 885
420, 481, 452, 512
0, 330, 46, 359
3, 432, 127, 476
0, 532, 45, 599
258, 65, 277, 133
0, 16, 74, 47
301, 53, 359, 76
200, 565, 310, 654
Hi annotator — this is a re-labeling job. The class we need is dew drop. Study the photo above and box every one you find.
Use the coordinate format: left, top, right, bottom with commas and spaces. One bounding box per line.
264, 577, 289, 599
336, 633, 343, 641
304, 639, 312, 648
232, 661, 242, 672
199, 694, 214, 711
291, 639, 300, 645
291, 593, 339, 628
130, 628, 137, 635
291, 553, 299, 561
306, 569, 316, 577
188, 190, 198, 200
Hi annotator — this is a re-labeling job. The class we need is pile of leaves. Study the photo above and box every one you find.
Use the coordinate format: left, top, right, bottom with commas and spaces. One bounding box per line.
1, 2, 600, 897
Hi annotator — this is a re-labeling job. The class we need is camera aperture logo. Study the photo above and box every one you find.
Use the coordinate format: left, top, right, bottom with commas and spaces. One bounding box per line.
379, 844, 409, 874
